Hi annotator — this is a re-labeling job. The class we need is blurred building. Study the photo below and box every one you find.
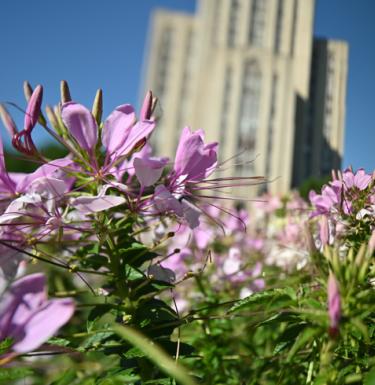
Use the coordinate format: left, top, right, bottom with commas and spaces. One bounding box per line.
141, 0, 348, 194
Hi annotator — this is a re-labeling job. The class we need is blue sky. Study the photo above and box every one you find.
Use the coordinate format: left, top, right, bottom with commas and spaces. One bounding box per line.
0, 0, 374, 172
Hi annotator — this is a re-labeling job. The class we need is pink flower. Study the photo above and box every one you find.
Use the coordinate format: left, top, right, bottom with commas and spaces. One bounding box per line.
153, 127, 218, 228
173, 127, 218, 182
0, 273, 74, 354
309, 184, 341, 216
0, 133, 73, 206
343, 168, 372, 191
61, 102, 155, 177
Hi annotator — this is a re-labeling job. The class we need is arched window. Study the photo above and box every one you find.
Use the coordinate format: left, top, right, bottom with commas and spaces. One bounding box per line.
265, 75, 278, 177
236, 61, 262, 175
219, 66, 232, 161
249, 0, 267, 47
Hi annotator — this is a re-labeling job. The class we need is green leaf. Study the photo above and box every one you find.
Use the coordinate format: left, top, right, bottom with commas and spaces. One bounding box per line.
49, 369, 76, 385
47, 337, 71, 347
87, 304, 115, 332
350, 318, 369, 342
143, 379, 173, 384
286, 327, 320, 361
0, 367, 33, 382
228, 288, 295, 313
345, 374, 363, 384
258, 311, 298, 327
0, 338, 13, 355
273, 341, 291, 355
123, 346, 145, 359
96, 368, 140, 385
113, 324, 198, 385
119, 242, 158, 266
364, 367, 375, 385
80, 331, 115, 350
134, 299, 179, 337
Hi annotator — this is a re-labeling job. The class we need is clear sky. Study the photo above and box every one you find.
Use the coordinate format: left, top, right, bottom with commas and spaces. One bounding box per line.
0, 0, 374, 172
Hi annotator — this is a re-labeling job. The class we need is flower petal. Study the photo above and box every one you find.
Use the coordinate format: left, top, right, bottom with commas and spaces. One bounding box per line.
12, 298, 75, 353
154, 185, 183, 216
174, 126, 218, 181
134, 157, 167, 187
102, 104, 136, 154
72, 195, 126, 214
61, 102, 98, 152
112, 120, 155, 160
16, 158, 73, 192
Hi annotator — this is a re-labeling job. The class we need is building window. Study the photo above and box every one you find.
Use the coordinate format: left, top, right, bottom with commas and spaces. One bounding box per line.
321, 51, 335, 175
152, 26, 173, 152
290, 0, 298, 56
227, 0, 240, 47
249, 0, 267, 47
265, 75, 278, 176
323, 52, 335, 140
236, 61, 262, 175
155, 26, 173, 99
175, 29, 194, 149
219, 66, 232, 161
274, 0, 283, 54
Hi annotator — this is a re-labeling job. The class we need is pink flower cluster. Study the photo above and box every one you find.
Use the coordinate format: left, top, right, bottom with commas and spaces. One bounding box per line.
309, 168, 374, 246
0, 82, 261, 354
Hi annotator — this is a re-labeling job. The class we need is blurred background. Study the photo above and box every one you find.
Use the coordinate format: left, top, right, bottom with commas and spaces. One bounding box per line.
0, 0, 374, 192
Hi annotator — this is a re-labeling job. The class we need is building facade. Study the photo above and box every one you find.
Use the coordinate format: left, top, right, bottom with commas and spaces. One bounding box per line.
141, 0, 348, 194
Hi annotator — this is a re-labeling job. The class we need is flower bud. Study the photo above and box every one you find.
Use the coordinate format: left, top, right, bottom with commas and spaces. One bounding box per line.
304, 224, 317, 254
0, 104, 18, 136
319, 215, 329, 247
328, 271, 341, 336
369, 230, 375, 254
23, 82, 47, 127
23, 80, 33, 101
140, 90, 153, 120
60, 80, 72, 104
92, 88, 103, 125
45, 105, 59, 130
24, 85, 43, 133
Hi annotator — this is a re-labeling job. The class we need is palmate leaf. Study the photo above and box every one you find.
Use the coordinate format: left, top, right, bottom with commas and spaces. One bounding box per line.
113, 324, 198, 385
